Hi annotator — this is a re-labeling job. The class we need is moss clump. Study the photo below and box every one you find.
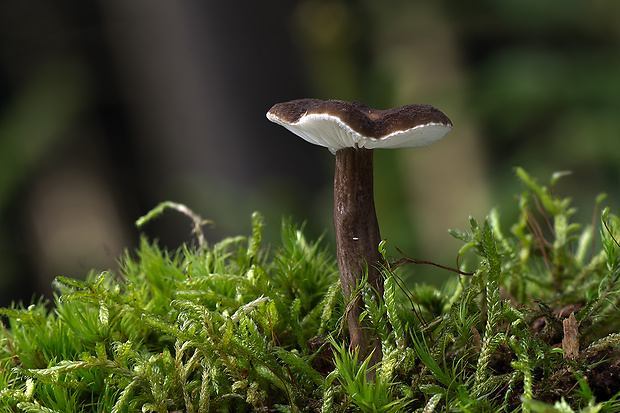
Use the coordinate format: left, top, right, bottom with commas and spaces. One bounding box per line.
2, 168, 620, 412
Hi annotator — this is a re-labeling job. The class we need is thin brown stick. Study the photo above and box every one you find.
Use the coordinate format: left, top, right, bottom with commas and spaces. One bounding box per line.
391, 247, 475, 276
603, 213, 620, 249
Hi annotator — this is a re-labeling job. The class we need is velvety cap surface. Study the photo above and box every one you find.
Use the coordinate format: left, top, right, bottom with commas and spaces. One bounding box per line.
266, 98, 453, 153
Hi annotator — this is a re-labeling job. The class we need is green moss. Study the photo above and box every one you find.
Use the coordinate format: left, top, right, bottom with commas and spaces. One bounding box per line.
2, 169, 620, 412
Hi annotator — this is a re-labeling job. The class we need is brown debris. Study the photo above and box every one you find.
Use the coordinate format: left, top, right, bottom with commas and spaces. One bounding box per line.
562, 313, 579, 361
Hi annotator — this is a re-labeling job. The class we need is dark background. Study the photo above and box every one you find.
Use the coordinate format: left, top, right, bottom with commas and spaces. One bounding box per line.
1, 0, 618, 306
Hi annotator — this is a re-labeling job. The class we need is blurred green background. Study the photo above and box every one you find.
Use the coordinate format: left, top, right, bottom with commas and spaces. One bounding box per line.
1, 0, 618, 306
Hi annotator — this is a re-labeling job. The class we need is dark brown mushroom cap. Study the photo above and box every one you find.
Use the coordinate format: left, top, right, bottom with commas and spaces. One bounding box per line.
267, 98, 453, 153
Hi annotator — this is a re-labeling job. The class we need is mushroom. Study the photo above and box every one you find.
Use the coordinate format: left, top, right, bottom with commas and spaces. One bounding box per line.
266, 98, 453, 367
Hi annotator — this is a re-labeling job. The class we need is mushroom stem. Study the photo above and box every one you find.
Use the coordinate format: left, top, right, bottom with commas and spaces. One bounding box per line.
333, 147, 383, 368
